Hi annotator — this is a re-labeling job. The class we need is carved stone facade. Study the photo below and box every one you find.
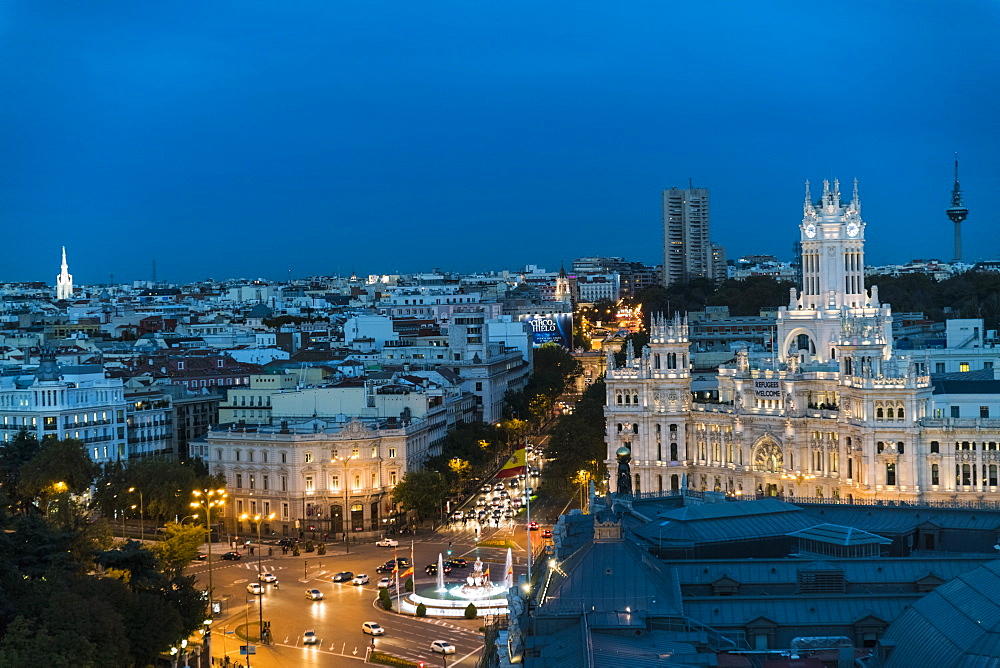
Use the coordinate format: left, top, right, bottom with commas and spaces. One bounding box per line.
606, 181, 1000, 503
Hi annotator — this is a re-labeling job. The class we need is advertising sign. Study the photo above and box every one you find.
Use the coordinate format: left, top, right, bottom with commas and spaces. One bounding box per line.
752, 379, 782, 399
518, 313, 573, 348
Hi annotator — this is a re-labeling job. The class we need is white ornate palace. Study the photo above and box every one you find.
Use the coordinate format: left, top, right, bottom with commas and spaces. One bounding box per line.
605, 180, 1000, 502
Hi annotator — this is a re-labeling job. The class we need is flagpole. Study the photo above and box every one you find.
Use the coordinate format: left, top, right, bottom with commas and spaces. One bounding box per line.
525, 436, 532, 586
394, 545, 400, 599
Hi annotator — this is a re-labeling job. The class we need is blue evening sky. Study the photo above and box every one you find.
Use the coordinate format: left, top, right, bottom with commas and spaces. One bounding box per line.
1, 1, 998, 284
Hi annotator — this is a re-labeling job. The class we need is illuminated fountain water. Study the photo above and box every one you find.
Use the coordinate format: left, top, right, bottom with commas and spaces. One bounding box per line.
399, 549, 513, 618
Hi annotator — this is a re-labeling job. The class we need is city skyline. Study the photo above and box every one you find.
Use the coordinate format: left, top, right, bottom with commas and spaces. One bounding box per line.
2, 1, 998, 284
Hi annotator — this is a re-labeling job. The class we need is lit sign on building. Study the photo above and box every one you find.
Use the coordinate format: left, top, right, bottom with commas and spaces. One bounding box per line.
752, 379, 782, 399
518, 313, 573, 348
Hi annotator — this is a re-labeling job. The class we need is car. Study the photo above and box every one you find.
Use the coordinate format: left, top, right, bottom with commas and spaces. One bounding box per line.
504, 511, 514, 519
220, 551, 242, 561
375, 563, 395, 574
258, 572, 277, 583
431, 640, 456, 654
375, 538, 399, 547
302, 629, 319, 645
362, 621, 385, 636
352, 574, 370, 585
247, 583, 263, 595
377, 577, 392, 588
305, 588, 324, 600
481, 484, 492, 492
396, 557, 411, 568
332, 571, 354, 582
529, 521, 540, 530
425, 563, 452, 576
278, 538, 297, 547
193, 553, 208, 561
447, 558, 469, 569
541, 529, 552, 538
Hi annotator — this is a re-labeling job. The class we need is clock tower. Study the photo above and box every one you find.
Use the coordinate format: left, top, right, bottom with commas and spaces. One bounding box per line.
778, 179, 891, 364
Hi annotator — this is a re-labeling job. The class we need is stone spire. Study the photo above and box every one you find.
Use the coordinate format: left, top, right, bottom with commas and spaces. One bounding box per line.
56, 246, 73, 300
803, 180, 815, 217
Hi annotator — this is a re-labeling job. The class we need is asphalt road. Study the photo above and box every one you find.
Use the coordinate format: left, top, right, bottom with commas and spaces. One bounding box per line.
188, 430, 575, 667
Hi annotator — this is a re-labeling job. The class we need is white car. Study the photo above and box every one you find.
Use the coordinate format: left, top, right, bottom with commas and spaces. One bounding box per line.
302, 630, 319, 645
247, 583, 263, 595
431, 640, 456, 654
362, 621, 385, 636
376, 538, 399, 547
258, 572, 277, 583
377, 577, 392, 589
352, 573, 370, 585
305, 588, 324, 600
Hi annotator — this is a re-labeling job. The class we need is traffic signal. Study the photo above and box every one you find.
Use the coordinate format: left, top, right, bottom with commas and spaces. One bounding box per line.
447, 541, 452, 556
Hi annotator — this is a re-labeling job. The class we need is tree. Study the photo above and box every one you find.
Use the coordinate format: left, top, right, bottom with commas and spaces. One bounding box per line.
17, 438, 97, 519
391, 471, 449, 523
151, 521, 205, 577
543, 379, 608, 496
0, 430, 41, 515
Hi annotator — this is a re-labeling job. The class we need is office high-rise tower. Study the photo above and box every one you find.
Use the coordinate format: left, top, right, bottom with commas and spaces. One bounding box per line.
662, 187, 713, 286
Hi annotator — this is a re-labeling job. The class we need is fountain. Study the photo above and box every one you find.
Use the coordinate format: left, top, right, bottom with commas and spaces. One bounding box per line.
398, 548, 514, 618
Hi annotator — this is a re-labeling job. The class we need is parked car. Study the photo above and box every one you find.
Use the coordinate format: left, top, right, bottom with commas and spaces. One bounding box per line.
375, 538, 399, 547
305, 588, 324, 600
302, 630, 319, 645
375, 563, 395, 574
362, 621, 385, 636
377, 577, 392, 589
431, 640, 456, 654
258, 572, 277, 583
220, 551, 242, 561
332, 571, 354, 583
352, 574, 370, 585
447, 558, 469, 568
247, 583, 263, 595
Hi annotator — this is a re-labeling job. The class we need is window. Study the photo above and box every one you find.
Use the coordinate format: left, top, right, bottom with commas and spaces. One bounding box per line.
930, 441, 940, 453
354, 474, 361, 490
475, 382, 483, 392
281, 452, 287, 463
248, 451, 254, 462
304, 452, 313, 464
951, 406, 960, 418
877, 441, 885, 454
389, 471, 397, 486
262, 451, 268, 463
931, 464, 940, 486
236, 500, 243, 514
351, 447, 359, 457
216, 448, 223, 460
262, 475, 269, 490
281, 475, 287, 492
897, 441, 904, 455
250, 500, 257, 514
935, 363, 945, 373
282, 502, 289, 520
959, 362, 970, 372
388, 447, 396, 458
305, 475, 314, 492
249, 475, 255, 490
885, 463, 896, 486
371, 472, 378, 488
236, 474, 243, 488
235, 450, 241, 462
263, 501, 270, 515
331, 475, 339, 491
982, 406, 991, 418
990, 465, 998, 487
371, 446, 378, 458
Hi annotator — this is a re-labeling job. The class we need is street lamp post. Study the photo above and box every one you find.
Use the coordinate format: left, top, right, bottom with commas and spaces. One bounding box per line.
332, 453, 359, 553
241, 512, 275, 644
128, 487, 144, 542
191, 488, 227, 618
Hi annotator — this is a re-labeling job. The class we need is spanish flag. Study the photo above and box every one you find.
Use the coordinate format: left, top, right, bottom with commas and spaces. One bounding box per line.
399, 566, 414, 580
495, 448, 527, 479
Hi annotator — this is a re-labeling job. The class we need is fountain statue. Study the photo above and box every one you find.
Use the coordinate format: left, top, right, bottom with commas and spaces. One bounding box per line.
436, 553, 446, 591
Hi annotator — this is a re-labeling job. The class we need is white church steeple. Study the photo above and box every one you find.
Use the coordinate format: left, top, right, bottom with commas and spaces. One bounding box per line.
56, 247, 73, 300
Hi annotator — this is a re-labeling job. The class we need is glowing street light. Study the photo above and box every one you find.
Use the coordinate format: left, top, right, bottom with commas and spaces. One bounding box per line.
241, 512, 276, 644
191, 488, 227, 616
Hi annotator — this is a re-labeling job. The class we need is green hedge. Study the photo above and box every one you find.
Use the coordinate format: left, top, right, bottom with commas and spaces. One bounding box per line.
368, 650, 421, 667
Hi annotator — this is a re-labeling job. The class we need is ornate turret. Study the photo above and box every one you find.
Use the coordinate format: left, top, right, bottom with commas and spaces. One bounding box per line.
34, 348, 62, 382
